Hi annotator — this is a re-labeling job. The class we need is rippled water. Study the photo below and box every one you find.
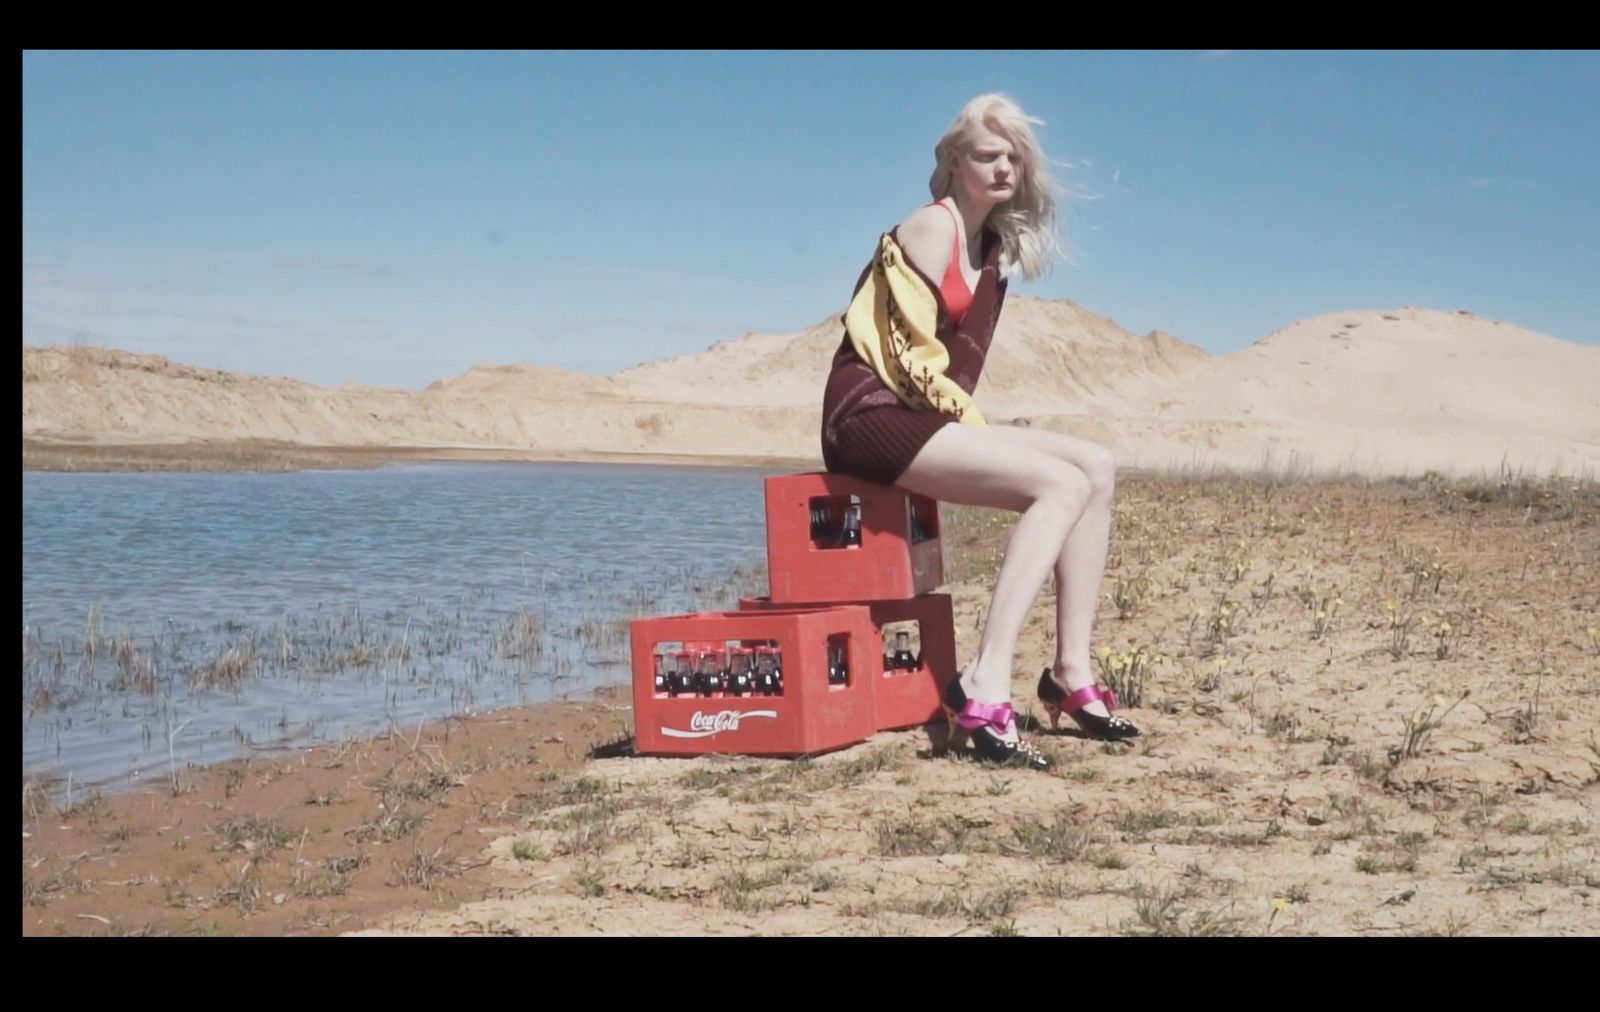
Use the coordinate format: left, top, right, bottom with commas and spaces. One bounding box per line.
22, 461, 776, 792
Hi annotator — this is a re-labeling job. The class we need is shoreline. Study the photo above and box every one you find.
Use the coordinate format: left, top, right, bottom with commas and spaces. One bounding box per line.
24, 438, 1596, 484
22, 689, 637, 937
22, 438, 824, 474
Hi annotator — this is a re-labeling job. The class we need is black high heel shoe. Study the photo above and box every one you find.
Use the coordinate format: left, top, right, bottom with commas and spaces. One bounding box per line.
942, 680, 1050, 770
1037, 669, 1141, 740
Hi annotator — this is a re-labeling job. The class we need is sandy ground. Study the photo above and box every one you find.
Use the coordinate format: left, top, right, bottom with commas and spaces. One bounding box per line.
23, 471, 1598, 936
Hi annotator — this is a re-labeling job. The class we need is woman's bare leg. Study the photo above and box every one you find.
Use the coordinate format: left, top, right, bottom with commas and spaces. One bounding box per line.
989, 425, 1118, 717
893, 423, 1093, 729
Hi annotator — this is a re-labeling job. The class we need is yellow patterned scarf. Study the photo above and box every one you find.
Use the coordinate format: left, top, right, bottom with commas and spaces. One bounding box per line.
844, 233, 987, 427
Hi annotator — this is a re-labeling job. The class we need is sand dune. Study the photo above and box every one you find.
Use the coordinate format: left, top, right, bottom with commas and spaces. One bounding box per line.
21, 299, 1600, 478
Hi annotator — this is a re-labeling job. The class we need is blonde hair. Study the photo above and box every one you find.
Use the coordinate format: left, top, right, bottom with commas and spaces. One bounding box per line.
928, 93, 1061, 281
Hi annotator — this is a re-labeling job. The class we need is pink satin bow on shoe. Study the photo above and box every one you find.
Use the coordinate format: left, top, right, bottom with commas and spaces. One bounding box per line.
953, 698, 1016, 733
1061, 684, 1118, 714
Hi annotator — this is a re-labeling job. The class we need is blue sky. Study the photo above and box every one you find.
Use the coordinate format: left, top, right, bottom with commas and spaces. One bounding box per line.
22, 50, 1598, 389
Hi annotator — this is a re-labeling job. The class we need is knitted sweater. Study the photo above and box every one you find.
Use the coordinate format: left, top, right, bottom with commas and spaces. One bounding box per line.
843, 232, 988, 427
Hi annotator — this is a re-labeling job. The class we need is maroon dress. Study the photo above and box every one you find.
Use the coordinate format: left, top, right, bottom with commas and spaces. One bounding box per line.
819, 226, 1009, 486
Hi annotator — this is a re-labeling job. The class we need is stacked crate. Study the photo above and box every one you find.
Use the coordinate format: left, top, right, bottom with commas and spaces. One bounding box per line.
631, 472, 957, 757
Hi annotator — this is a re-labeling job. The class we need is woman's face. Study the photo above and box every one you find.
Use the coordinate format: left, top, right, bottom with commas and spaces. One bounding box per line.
953, 123, 1020, 207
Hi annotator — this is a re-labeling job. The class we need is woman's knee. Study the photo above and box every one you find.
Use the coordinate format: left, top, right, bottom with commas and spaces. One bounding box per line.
1032, 462, 1093, 517
994, 425, 1117, 503
1082, 443, 1117, 502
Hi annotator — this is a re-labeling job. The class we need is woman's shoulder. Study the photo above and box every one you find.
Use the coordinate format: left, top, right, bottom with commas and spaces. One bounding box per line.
894, 200, 958, 243
892, 202, 957, 281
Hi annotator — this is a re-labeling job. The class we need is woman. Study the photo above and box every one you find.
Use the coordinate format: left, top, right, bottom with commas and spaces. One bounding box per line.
820, 93, 1140, 770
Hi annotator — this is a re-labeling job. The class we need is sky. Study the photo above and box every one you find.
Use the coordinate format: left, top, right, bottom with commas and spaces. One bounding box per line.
22, 50, 1599, 389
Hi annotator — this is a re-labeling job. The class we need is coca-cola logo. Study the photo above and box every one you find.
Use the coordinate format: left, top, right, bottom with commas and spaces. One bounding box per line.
661, 708, 779, 739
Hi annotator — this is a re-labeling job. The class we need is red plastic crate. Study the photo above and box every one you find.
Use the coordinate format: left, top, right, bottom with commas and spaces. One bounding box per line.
764, 471, 943, 605
630, 606, 877, 757
739, 593, 956, 732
